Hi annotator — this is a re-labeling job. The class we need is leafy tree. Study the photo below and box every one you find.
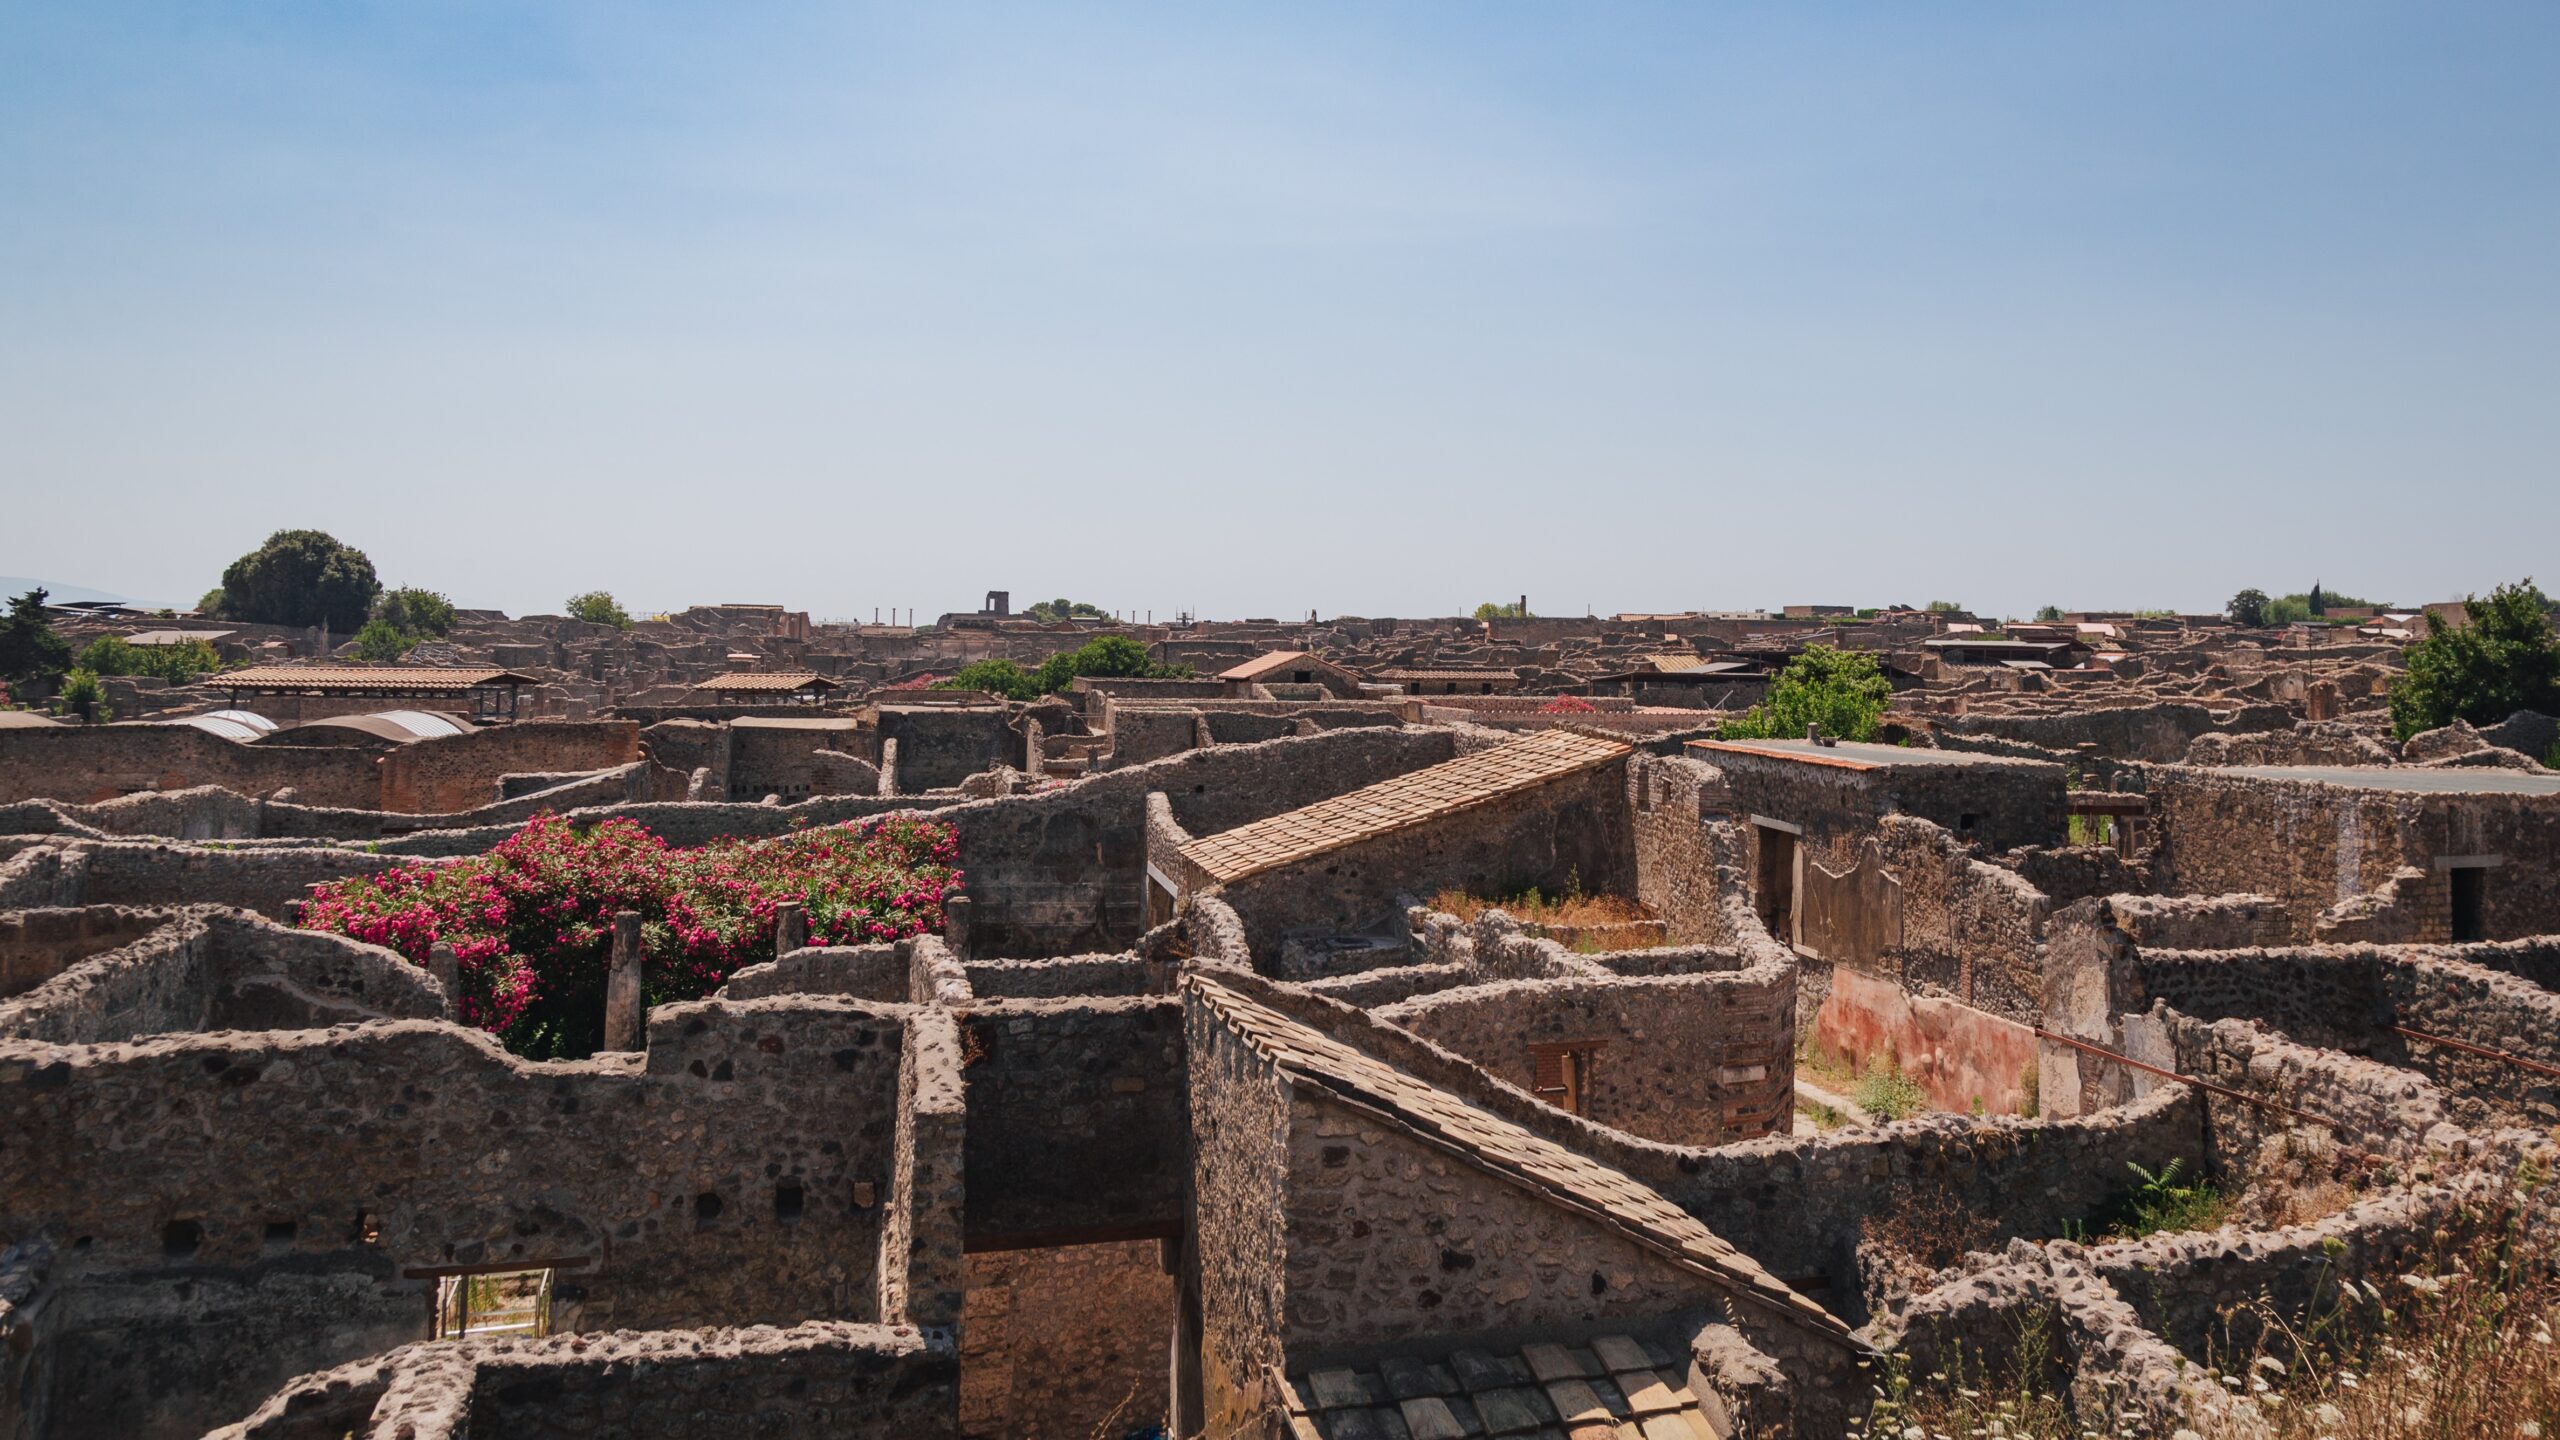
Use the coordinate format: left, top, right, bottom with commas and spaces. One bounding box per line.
2308, 581, 2326, 617
348, 619, 418, 663
565, 591, 633, 629
0, 589, 72, 691
1924, 600, 1964, 614
74, 633, 223, 684
215, 530, 381, 630
74, 635, 134, 675
1717, 645, 1892, 743
2387, 580, 2560, 740
2034, 605, 2064, 622
1472, 601, 1531, 620
2226, 588, 2271, 627
195, 587, 227, 616
1032, 635, 1192, 694
937, 658, 1044, 702
1023, 598, 1108, 623
374, 587, 457, 637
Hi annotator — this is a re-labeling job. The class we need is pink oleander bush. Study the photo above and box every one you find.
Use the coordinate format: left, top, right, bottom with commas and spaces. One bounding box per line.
302, 812, 963, 1058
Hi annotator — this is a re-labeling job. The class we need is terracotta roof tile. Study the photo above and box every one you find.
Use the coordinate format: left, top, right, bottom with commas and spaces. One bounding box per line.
1191, 977, 1855, 1349
691, 671, 840, 693
219, 665, 534, 692
1181, 731, 1633, 885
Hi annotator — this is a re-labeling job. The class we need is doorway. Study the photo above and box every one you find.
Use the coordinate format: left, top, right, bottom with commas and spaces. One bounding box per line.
1754, 821, 1800, 945
2450, 865, 2487, 943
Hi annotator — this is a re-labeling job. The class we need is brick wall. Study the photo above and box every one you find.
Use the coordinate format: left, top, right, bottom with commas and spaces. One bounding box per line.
959, 1241, 1172, 1439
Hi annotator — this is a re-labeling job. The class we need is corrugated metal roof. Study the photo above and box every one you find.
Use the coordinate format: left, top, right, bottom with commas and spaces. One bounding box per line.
221, 665, 535, 692
1375, 667, 1525, 683
279, 710, 475, 744
1219, 650, 1314, 681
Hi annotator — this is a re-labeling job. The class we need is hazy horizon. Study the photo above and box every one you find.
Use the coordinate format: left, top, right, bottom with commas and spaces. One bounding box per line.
6, 4, 2556, 620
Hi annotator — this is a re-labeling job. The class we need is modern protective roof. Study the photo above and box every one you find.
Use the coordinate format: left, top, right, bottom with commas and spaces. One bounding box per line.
167, 709, 279, 742
1189, 976, 1853, 1348
2219, 765, 2560, 796
691, 671, 840, 693
276, 710, 474, 744
220, 665, 534, 692
1690, 738, 2061, 773
1181, 729, 1633, 885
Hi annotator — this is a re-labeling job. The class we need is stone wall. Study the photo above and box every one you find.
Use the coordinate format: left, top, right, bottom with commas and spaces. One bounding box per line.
1211, 759, 1636, 959
0, 907, 446, 1045
1811, 967, 2039, 1116
949, 726, 1456, 958
1936, 702, 2294, 764
375, 723, 642, 814
1702, 746, 2067, 855
1374, 968, 1793, 1145
877, 708, 1017, 792
0, 906, 165, 998
36, 838, 425, 919
2143, 766, 2560, 942
208, 1322, 959, 1440
0, 725, 382, 809
1183, 984, 1293, 1436
957, 997, 1186, 1244
0, 996, 913, 1432
1630, 754, 1749, 946
721, 942, 908, 1002
959, 1241, 1173, 1440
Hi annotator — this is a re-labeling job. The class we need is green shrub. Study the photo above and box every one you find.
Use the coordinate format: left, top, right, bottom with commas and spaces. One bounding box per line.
1031, 635, 1191, 694
0, 589, 72, 691
373, 587, 457, 637
348, 619, 417, 663
1472, 601, 1531, 620
53, 668, 109, 721
938, 658, 1043, 702
1852, 1062, 1929, 1122
2097, 1157, 2231, 1237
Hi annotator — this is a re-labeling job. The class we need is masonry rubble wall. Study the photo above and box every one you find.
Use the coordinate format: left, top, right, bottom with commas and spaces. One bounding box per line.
0, 905, 167, 998
949, 726, 1457, 958
207, 1322, 959, 1440
720, 942, 907, 1002
961, 953, 1161, 998
1629, 754, 1750, 946
1936, 702, 2295, 764
958, 996, 1186, 1244
1373, 967, 1794, 1145
877, 708, 1017, 792
375, 723, 642, 813
1183, 982, 1294, 1436
1212, 759, 1636, 960
30, 839, 423, 919
958, 1240, 1173, 1440
0, 726, 383, 810
0, 996, 912, 1433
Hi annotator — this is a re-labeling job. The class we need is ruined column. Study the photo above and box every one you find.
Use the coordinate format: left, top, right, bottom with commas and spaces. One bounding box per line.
942, 894, 973, 961
428, 941, 461, 1016
603, 910, 645, 1052
775, 900, 808, 957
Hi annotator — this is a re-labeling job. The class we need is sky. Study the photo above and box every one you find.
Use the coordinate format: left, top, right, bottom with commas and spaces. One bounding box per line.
3, 3, 2555, 622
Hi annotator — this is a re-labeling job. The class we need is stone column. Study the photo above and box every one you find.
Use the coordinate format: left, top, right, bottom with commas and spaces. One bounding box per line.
603, 910, 646, 1052
428, 942, 461, 1017
942, 894, 973, 961
775, 900, 808, 957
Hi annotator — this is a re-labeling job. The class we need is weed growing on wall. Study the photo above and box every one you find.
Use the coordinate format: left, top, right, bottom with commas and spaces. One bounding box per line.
302, 812, 962, 1058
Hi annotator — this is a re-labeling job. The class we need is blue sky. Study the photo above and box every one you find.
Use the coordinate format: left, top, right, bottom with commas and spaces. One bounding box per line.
3, 3, 2555, 620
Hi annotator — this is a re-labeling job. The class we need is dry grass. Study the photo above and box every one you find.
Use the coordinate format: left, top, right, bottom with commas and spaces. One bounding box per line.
1429, 887, 1653, 928
1847, 1166, 2560, 1440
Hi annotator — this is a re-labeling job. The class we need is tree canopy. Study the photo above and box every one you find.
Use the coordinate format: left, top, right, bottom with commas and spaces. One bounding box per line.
1472, 601, 1531, 620
2387, 581, 2560, 741
565, 591, 633, 629
214, 530, 381, 631
0, 589, 72, 693
1717, 645, 1893, 743
937, 658, 1044, 702
373, 587, 457, 637
1023, 598, 1108, 623
74, 633, 221, 684
2227, 588, 2271, 628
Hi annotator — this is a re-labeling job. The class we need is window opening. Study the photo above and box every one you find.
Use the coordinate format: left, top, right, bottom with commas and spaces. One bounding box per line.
434, 1267, 555, 1340
1528, 1041, 1602, 1116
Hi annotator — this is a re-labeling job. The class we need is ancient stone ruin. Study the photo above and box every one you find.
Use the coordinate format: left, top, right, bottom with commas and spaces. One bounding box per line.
3, 605, 2557, 1438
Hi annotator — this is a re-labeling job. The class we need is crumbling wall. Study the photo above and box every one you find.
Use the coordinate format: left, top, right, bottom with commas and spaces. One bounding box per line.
721, 942, 907, 1002
376, 723, 642, 814
1212, 760, 1636, 958
959, 1241, 1173, 1440
1630, 754, 1750, 945
877, 708, 1017, 792
1374, 969, 1793, 1145
958, 997, 1186, 1244
0, 906, 166, 998
1937, 702, 2293, 763
0, 726, 382, 810
1183, 985, 1293, 1436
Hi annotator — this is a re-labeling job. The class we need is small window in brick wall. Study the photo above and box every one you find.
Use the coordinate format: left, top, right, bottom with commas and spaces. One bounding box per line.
1528, 1041, 1602, 1116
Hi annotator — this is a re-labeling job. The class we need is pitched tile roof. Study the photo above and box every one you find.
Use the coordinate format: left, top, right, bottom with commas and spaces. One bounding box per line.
1180, 731, 1634, 885
1377, 667, 1525, 683
1281, 1333, 1723, 1439
690, 671, 840, 693
1189, 976, 1853, 1349
219, 665, 535, 692
1221, 650, 1321, 681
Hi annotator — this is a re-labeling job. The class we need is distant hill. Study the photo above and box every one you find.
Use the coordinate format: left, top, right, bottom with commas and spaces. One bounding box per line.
0, 575, 130, 606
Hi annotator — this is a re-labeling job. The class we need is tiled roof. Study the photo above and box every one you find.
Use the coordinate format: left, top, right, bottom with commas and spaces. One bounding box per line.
1377, 667, 1525, 683
219, 666, 535, 692
1221, 650, 1314, 681
1189, 977, 1852, 1348
1280, 1334, 1719, 1440
1643, 653, 1710, 674
1181, 731, 1633, 885
691, 671, 840, 693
